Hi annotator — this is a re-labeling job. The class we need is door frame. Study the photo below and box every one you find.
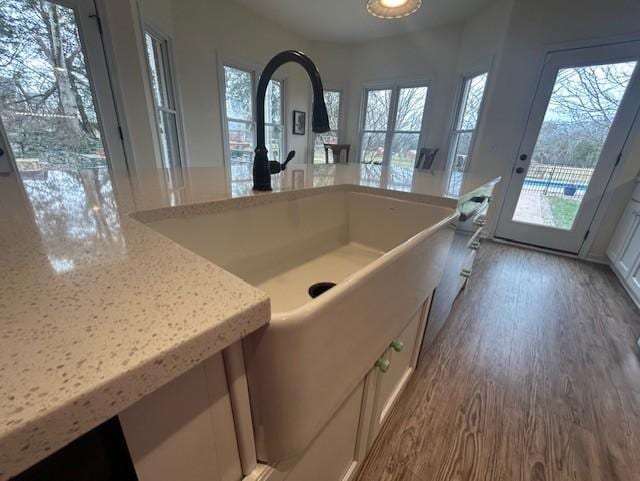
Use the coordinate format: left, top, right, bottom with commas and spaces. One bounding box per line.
494, 40, 640, 254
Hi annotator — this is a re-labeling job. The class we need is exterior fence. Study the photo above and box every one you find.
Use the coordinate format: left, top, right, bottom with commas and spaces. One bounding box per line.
521, 163, 593, 198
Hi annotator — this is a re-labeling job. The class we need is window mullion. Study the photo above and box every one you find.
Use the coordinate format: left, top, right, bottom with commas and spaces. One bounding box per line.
384, 87, 400, 166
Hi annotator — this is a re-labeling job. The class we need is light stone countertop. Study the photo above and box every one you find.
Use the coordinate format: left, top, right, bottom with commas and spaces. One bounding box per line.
0, 162, 499, 479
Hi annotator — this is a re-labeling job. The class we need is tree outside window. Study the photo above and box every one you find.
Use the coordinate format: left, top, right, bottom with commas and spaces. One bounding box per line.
223, 65, 283, 179
0, 0, 106, 170
445, 73, 488, 197
359, 85, 428, 168
313, 90, 342, 163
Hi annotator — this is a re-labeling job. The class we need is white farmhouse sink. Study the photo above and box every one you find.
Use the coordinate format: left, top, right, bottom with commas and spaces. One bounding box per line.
139, 186, 457, 463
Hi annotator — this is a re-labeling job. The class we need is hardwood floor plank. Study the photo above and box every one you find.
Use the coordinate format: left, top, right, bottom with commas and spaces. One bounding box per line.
356, 242, 640, 481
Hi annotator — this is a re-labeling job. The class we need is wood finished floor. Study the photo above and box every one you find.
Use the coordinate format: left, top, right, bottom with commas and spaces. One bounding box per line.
356, 241, 640, 481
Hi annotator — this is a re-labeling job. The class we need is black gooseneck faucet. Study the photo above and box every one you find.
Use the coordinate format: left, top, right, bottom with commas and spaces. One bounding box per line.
253, 50, 330, 191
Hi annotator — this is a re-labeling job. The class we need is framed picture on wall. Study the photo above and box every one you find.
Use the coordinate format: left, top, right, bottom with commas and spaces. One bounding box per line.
293, 110, 306, 135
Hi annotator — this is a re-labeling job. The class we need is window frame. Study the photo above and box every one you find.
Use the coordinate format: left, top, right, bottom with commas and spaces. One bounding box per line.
357, 79, 431, 167
142, 24, 187, 170
217, 56, 287, 177
311, 88, 345, 164
444, 70, 490, 196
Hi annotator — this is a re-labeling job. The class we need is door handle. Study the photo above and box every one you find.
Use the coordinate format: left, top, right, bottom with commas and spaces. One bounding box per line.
515, 167, 525, 174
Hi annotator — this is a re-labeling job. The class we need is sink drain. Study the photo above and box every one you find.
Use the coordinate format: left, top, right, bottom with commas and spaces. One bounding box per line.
308, 282, 336, 299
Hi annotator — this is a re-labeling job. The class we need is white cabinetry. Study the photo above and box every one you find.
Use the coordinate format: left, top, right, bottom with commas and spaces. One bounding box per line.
117, 297, 432, 481
367, 305, 426, 445
608, 194, 640, 305
261, 298, 431, 481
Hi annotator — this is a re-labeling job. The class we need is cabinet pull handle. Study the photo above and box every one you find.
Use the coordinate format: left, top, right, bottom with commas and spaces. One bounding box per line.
460, 268, 472, 278
375, 358, 391, 373
390, 340, 404, 352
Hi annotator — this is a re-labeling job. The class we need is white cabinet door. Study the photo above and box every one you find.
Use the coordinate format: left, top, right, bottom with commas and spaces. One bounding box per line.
367, 300, 429, 445
609, 201, 640, 278
282, 380, 364, 481
119, 353, 243, 481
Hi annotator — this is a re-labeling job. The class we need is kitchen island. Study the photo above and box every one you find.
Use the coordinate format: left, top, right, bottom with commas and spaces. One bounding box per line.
0, 163, 498, 480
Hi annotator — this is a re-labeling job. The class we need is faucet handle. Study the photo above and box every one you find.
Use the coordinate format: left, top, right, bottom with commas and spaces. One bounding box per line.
282, 150, 296, 169
269, 150, 296, 174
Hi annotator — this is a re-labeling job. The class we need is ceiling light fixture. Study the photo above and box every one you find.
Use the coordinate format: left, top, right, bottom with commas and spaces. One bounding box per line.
366, 0, 422, 19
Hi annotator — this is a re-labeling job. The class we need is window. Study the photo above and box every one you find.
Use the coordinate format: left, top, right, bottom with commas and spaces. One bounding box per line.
222, 65, 284, 173
359, 84, 428, 167
144, 29, 183, 169
313, 90, 342, 164
445, 73, 488, 196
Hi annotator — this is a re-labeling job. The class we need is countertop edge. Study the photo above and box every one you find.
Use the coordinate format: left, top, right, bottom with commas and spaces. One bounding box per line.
1, 296, 270, 480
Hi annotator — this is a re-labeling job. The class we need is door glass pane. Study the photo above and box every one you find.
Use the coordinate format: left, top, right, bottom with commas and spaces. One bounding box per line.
364, 89, 392, 130
512, 61, 637, 229
360, 132, 386, 164
0, 0, 109, 171
224, 66, 253, 121
390, 133, 420, 167
228, 120, 254, 164
459, 74, 488, 130
395, 87, 427, 131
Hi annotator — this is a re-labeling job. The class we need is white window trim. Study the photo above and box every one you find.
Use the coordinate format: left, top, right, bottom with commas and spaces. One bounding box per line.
357, 78, 432, 166
443, 67, 491, 194
216, 52, 287, 177
141, 23, 189, 170
308, 86, 346, 163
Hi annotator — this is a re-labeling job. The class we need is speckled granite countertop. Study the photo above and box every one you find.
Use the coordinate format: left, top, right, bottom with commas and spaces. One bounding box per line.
0, 163, 498, 479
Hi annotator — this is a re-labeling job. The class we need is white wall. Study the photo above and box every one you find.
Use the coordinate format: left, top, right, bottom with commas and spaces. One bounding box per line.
309, 1, 511, 168
312, 29, 488, 163
342, 25, 463, 165
467, 0, 640, 260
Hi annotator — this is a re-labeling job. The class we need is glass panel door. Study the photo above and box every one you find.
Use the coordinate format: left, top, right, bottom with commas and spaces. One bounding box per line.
495, 42, 640, 253
512, 62, 636, 229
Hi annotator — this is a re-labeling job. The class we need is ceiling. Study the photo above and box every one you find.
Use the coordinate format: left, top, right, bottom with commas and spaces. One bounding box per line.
232, 0, 496, 43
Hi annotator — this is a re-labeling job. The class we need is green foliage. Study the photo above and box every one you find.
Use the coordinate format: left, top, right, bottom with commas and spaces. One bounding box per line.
547, 197, 580, 230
